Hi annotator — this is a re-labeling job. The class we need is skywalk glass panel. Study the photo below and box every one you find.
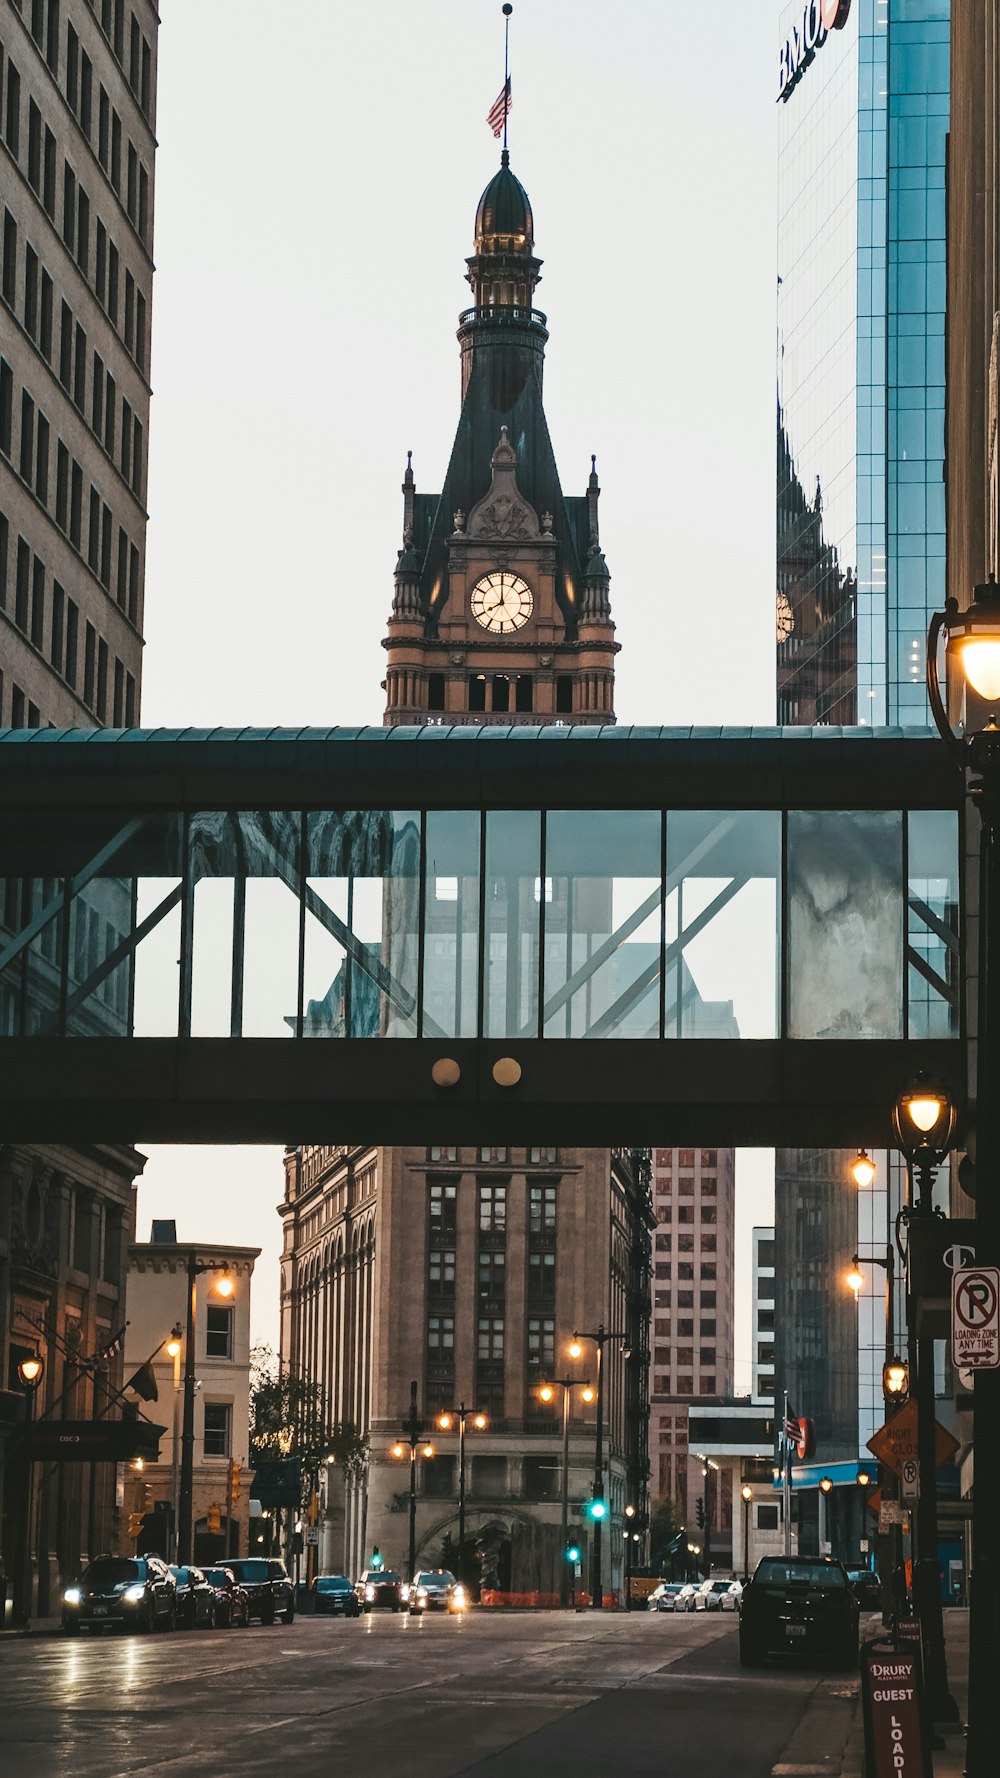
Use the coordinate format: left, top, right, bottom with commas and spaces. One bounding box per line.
787, 810, 903, 1038
664, 812, 781, 1039
303, 810, 420, 1038
906, 808, 959, 1037
424, 810, 480, 1039
483, 810, 540, 1039
188, 812, 302, 1038
542, 810, 661, 1038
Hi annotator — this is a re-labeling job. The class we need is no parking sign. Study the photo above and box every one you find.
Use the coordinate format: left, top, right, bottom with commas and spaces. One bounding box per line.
951, 1266, 1000, 1370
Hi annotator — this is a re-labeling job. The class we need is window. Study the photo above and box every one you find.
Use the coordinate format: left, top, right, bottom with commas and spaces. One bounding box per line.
699, 1347, 715, 1365
527, 1250, 555, 1304
429, 1146, 457, 1162
28, 99, 41, 191
5, 63, 20, 158
677, 1205, 693, 1223
757, 1504, 779, 1531
556, 675, 573, 712
528, 1183, 556, 1232
479, 1146, 508, 1164
701, 1319, 717, 1337
699, 1378, 716, 1396
702, 1177, 717, 1196
701, 1263, 717, 1281
205, 1306, 233, 1359
655, 1234, 671, 1252
701, 1291, 717, 1308
478, 1183, 506, 1234
524, 1455, 560, 1498
470, 1455, 506, 1498
468, 673, 486, 712
422, 1454, 454, 1499
758, 1308, 775, 1332
701, 1234, 717, 1252
477, 1317, 504, 1361
477, 1249, 505, 1304
428, 1249, 455, 1297
677, 1376, 692, 1394
526, 1316, 554, 1373
656, 1206, 671, 1224
654, 1263, 670, 1280
203, 1402, 231, 1458
0, 360, 11, 454
63, 165, 77, 253
30, 556, 44, 646
529, 1146, 556, 1164
515, 675, 533, 712
701, 1205, 718, 1225
65, 598, 78, 687
50, 581, 64, 670
2, 210, 16, 306
757, 1239, 776, 1267
428, 1182, 456, 1243
427, 1315, 454, 1354
427, 671, 445, 711
677, 1319, 693, 1338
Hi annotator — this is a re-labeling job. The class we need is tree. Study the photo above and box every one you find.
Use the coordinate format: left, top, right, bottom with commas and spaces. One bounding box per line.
249, 1346, 368, 1487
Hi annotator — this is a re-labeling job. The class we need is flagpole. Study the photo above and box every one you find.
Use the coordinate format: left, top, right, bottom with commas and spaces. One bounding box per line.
502, 3, 511, 151
783, 1390, 792, 1557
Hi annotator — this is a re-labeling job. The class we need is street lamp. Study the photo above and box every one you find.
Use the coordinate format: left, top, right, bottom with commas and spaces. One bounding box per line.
851, 1149, 878, 1190
177, 1257, 234, 1562
391, 1381, 433, 1583
537, 1378, 591, 1608
569, 1326, 628, 1609
741, 1485, 753, 1584
435, 1404, 487, 1589
12, 1352, 45, 1626
890, 1076, 957, 1723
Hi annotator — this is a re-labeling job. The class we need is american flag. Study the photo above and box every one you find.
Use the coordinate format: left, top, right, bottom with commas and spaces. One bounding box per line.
487, 78, 511, 139
98, 1324, 128, 1361
783, 1406, 800, 1445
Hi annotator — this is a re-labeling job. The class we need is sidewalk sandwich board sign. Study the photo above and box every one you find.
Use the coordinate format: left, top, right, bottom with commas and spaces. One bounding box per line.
951, 1266, 1000, 1370
861, 1640, 931, 1778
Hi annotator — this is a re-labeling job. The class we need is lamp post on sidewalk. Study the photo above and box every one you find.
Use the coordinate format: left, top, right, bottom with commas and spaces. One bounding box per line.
391, 1381, 433, 1582
741, 1485, 753, 1584
11, 1353, 45, 1626
569, 1326, 628, 1609
925, 576, 1000, 1772
177, 1256, 234, 1561
537, 1377, 593, 1608
436, 1403, 487, 1589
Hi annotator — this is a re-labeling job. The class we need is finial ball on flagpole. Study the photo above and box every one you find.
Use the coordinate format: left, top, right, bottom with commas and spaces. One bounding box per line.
503, 4, 512, 14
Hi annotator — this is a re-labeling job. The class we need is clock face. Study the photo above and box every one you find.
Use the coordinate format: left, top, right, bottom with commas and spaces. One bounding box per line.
470, 572, 534, 634
776, 590, 794, 643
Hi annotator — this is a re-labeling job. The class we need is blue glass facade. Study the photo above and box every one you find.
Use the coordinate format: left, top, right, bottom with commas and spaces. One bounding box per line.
776, 0, 949, 727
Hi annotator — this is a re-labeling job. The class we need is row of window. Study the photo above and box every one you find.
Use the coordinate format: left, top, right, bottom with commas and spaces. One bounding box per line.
654, 1261, 718, 1283
653, 1374, 718, 1396
426, 1312, 556, 1369
655, 1320, 718, 1339
654, 1346, 718, 1366
420, 674, 575, 716
654, 1289, 717, 1309
655, 1204, 719, 1224
427, 1246, 556, 1306
2, 214, 146, 496
654, 1232, 721, 1253
77, 1, 153, 121
656, 1176, 719, 1197
2, 349, 143, 616
429, 1180, 558, 1242
0, 513, 137, 721
655, 1150, 719, 1169
428, 1146, 558, 1164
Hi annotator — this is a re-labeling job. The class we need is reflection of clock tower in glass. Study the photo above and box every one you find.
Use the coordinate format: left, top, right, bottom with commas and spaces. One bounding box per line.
382, 150, 618, 726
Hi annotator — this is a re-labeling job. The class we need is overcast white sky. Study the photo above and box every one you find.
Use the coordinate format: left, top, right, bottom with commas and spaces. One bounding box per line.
136, 0, 779, 1378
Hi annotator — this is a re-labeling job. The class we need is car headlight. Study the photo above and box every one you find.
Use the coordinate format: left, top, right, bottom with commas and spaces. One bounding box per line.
452, 1586, 466, 1605
416, 1588, 428, 1599
365, 1585, 376, 1601
123, 1584, 146, 1602
400, 1584, 410, 1601
63, 1588, 82, 1605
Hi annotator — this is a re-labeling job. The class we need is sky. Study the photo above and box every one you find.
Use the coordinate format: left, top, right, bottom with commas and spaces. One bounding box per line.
136, 0, 780, 1378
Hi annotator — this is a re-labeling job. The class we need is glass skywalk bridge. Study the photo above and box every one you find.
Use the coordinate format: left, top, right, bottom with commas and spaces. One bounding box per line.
0, 725, 963, 1143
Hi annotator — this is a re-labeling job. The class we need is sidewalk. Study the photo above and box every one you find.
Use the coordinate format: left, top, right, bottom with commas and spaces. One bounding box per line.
0, 1614, 62, 1637
840, 1610, 968, 1777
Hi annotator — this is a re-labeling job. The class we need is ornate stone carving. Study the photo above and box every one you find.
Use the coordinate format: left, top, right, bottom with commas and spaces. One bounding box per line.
467, 426, 543, 541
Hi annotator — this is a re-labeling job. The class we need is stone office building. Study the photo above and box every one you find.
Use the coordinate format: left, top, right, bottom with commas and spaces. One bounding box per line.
0, 0, 157, 1618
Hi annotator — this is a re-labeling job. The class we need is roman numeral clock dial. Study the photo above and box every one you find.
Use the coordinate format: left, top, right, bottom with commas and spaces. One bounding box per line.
470, 572, 534, 634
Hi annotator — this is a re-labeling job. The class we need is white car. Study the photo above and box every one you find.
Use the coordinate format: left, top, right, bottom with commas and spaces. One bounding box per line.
694, 1577, 742, 1612
647, 1583, 686, 1612
674, 1583, 700, 1612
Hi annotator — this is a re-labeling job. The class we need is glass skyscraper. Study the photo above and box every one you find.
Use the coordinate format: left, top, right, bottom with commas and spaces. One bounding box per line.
776, 0, 949, 728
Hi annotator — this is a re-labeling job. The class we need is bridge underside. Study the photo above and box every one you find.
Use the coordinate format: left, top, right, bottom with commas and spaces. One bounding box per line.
0, 1036, 963, 1145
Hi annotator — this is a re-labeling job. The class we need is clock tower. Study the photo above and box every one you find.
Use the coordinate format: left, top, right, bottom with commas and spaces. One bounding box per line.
383, 151, 618, 725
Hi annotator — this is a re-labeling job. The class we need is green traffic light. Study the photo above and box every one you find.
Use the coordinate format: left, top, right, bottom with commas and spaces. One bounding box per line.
586, 1497, 608, 1521
566, 1543, 582, 1562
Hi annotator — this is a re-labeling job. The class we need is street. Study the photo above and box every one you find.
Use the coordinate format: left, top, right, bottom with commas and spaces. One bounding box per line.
0, 1611, 863, 1778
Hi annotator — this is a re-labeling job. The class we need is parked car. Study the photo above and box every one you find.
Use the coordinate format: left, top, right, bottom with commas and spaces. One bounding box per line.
62, 1554, 176, 1635
846, 1569, 882, 1610
674, 1583, 699, 1612
739, 1556, 859, 1668
169, 1564, 217, 1629
225, 1557, 295, 1625
201, 1566, 251, 1627
647, 1583, 686, 1612
312, 1574, 361, 1617
410, 1570, 468, 1613
356, 1568, 410, 1611
695, 1577, 742, 1612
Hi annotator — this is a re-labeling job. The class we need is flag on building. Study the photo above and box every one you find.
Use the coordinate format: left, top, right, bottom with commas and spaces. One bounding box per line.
783, 1404, 800, 1446
487, 78, 511, 139
92, 1324, 128, 1364
125, 1360, 159, 1402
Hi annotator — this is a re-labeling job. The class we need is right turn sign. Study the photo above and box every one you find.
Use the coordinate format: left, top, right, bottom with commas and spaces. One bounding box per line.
951, 1266, 1000, 1370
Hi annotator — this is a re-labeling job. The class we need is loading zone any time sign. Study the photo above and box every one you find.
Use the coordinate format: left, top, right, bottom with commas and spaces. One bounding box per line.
952, 1266, 1000, 1370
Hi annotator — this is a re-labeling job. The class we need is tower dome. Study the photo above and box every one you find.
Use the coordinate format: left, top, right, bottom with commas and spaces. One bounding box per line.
474, 150, 534, 254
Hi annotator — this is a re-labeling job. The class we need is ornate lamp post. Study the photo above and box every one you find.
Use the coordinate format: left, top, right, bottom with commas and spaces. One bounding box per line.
435, 1404, 487, 1589
926, 578, 1000, 1771
537, 1378, 593, 1608
741, 1484, 753, 1584
12, 1353, 45, 1626
391, 1381, 433, 1582
569, 1326, 628, 1609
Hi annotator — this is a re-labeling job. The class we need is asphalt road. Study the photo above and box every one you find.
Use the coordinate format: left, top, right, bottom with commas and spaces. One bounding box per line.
0, 1609, 861, 1778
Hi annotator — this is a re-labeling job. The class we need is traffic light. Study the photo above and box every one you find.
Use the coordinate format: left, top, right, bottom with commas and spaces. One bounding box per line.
229, 1461, 242, 1506
127, 1511, 143, 1540
370, 1546, 383, 1571
566, 1542, 582, 1563
584, 1494, 608, 1522
206, 1503, 222, 1535
696, 1496, 706, 1529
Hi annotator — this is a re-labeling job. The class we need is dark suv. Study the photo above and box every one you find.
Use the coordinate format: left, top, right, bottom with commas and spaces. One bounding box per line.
225, 1557, 295, 1625
739, 1556, 859, 1668
62, 1555, 176, 1634
357, 1568, 409, 1611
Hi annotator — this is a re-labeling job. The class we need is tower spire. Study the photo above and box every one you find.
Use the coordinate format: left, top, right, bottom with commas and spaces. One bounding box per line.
502, 4, 512, 152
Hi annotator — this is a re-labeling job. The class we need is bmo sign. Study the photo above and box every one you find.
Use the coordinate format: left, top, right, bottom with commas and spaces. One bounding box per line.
777, 0, 852, 103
